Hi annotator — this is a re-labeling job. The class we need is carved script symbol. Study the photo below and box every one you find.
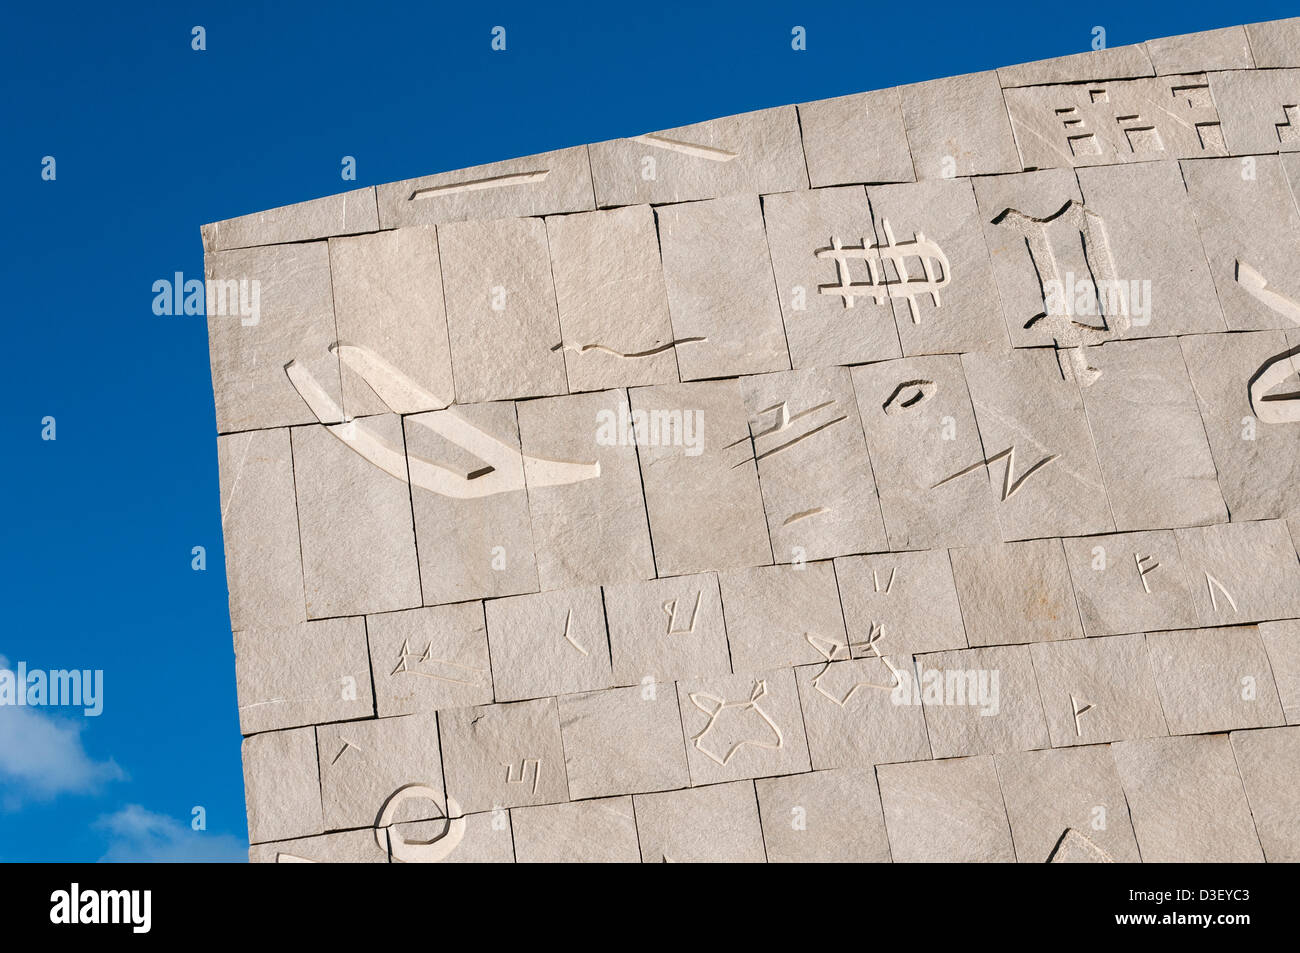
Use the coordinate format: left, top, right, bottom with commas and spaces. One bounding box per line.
503, 758, 542, 794
932, 445, 1059, 500
561, 609, 589, 656
1205, 572, 1238, 614
882, 379, 936, 415
1134, 553, 1159, 594
286, 348, 600, 498
994, 200, 1129, 386
630, 133, 738, 162
376, 786, 467, 864
1236, 260, 1300, 325
1116, 112, 1162, 154
410, 170, 549, 201
1049, 828, 1113, 863
277, 785, 468, 863
1056, 105, 1103, 158
331, 739, 361, 765
872, 566, 897, 594
805, 629, 901, 708
1277, 104, 1300, 145
688, 680, 783, 766
1235, 262, 1300, 425
391, 639, 486, 686
1248, 347, 1300, 425
662, 591, 702, 635
551, 337, 706, 360
816, 219, 951, 323
1071, 693, 1094, 736
750, 399, 847, 462
1027, 77, 1221, 165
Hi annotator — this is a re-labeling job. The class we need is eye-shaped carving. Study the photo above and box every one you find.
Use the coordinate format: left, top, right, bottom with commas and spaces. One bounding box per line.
882, 379, 937, 415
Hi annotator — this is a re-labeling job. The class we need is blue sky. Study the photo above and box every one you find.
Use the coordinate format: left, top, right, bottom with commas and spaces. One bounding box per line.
0, 0, 1289, 861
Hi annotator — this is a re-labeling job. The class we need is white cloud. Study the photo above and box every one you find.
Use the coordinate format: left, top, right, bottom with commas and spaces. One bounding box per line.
95, 804, 247, 862
0, 654, 123, 807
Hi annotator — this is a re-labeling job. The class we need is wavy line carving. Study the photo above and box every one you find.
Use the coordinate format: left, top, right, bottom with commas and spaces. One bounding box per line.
550, 337, 705, 359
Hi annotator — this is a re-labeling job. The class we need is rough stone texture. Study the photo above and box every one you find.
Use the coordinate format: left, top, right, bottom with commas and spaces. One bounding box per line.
877, 756, 1015, 862
1146, 626, 1285, 733
1048, 828, 1119, 863
1182, 155, 1300, 331
235, 618, 373, 735
629, 380, 772, 575
511, 797, 641, 863
755, 767, 893, 862
1246, 17, 1300, 68
217, 428, 305, 631
1181, 331, 1300, 521
761, 186, 902, 370
210, 19, 1300, 863
1029, 634, 1168, 746
405, 401, 539, 604
1174, 520, 1300, 625
439, 698, 568, 813
949, 538, 1084, 646
603, 573, 731, 686
1005, 75, 1226, 170
545, 205, 678, 392
1111, 734, 1264, 862
557, 685, 689, 800
898, 71, 1021, 179
206, 241, 341, 433
1061, 530, 1199, 637
797, 88, 913, 188
997, 44, 1154, 87
292, 417, 422, 619
203, 187, 378, 252
589, 106, 807, 207
1209, 69, 1300, 156
961, 348, 1113, 541
718, 561, 847, 673
1146, 26, 1253, 74
633, 781, 767, 863
1080, 338, 1228, 531
657, 193, 790, 380
249, 829, 389, 864
1074, 160, 1226, 338
677, 667, 810, 785
867, 177, 1008, 356
918, 644, 1051, 758
796, 656, 932, 769
1230, 726, 1300, 861
834, 549, 967, 659
972, 167, 1087, 350
375, 147, 595, 228
367, 602, 493, 716
851, 355, 999, 550
242, 727, 322, 844
484, 587, 613, 702
995, 745, 1141, 862
390, 811, 516, 864
517, 389, 655, 590
1259, 620, 1300, 725
328, 227, 454, 418
317, 711, 444, 830
438, 216, 568, 403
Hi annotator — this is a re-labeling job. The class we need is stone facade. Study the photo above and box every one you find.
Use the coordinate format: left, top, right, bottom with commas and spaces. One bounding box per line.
206, 19, 1300, 862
